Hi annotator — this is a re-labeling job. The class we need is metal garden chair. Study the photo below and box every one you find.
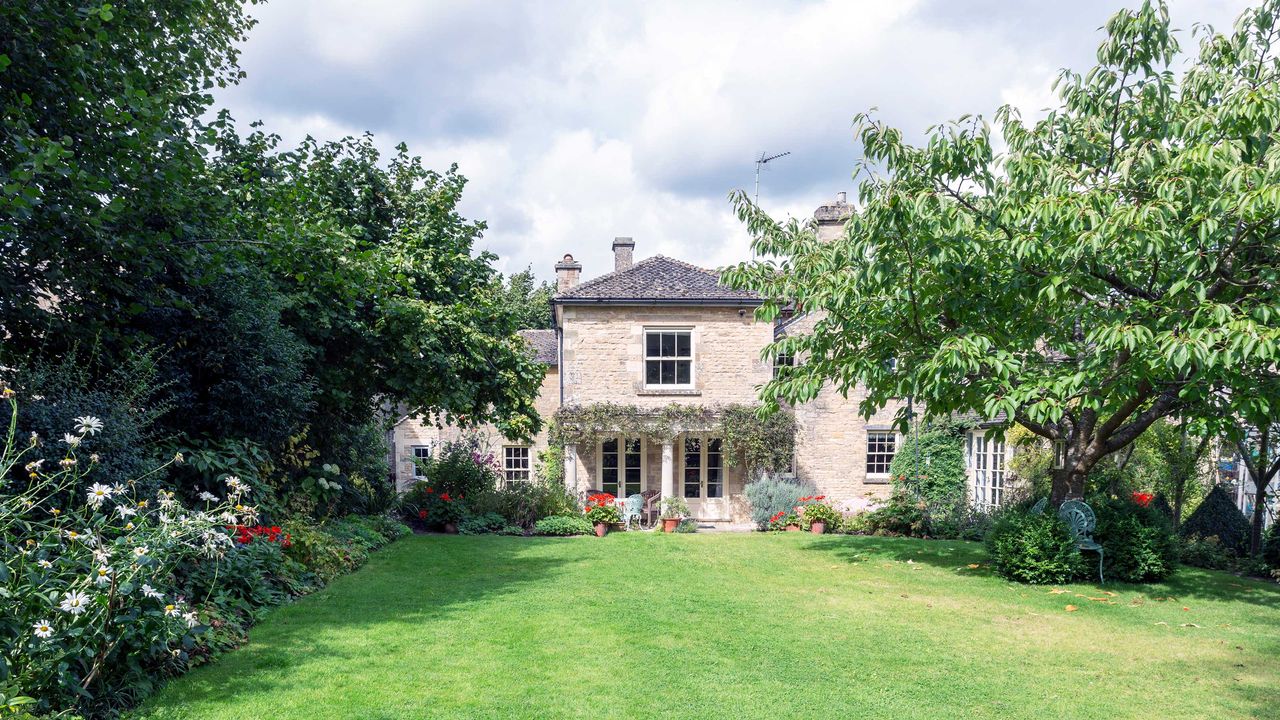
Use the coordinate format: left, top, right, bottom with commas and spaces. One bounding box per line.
621, 494, 644, 530
1058, 500, 1105, 583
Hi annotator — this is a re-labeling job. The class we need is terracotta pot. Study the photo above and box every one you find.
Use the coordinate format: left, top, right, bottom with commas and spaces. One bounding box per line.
594, 522, 609, 538
810, 521, 826, 535
662, 517, 681, 533
784, 524, 801, 532
443, 522, 458, 534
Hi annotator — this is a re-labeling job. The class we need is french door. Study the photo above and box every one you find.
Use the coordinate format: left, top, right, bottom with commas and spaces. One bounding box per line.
682, 436, 728, 520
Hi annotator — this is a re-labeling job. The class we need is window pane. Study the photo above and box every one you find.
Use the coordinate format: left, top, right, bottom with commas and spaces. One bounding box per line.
602, 438, 617, 453
676, 360, 690, 385
646, 360, 661, 384
676, 332, 690, 357
661, 332, 675, 356
661, 360, 675, 384
646, 332, 660, 357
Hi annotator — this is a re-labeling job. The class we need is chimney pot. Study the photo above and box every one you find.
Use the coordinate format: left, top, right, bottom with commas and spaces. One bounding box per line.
555, 253, 582, 292
836, 191, 847, 204
612, 236, 635, 273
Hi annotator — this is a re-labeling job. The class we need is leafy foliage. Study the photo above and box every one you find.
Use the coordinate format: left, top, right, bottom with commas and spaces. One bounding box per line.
986, 510, 1087, 584
491, 267, 555, 330
721, 1, 1280, 503
887, 420, 970, 510
744, 475, 815, 529
533, 515, 593, 536
1091, 496, 1179, 582
1180, 485, 1252, 555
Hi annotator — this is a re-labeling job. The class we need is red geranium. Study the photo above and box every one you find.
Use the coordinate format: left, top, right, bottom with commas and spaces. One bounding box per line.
418, 509, 428, 519
1132, 492, 1154, 507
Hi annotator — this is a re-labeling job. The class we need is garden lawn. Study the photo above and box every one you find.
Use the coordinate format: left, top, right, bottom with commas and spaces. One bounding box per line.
131, 533, 1280, 720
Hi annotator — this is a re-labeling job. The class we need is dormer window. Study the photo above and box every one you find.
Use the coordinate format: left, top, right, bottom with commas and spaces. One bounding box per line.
644, 329, 692, 387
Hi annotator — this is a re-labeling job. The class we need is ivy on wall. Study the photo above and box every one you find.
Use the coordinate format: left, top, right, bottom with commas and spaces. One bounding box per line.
549, 403, 795, 475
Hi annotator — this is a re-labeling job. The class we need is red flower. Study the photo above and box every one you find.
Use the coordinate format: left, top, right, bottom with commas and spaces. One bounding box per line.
815, 495, 826, 501
425, 487, 434, 493
418, 509, 428, 519
440, 492, 452, 502
1132, 492, 1154, 507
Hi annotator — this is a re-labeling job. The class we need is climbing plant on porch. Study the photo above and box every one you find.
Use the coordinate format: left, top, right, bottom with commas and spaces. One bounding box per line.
549, 403, 796, 475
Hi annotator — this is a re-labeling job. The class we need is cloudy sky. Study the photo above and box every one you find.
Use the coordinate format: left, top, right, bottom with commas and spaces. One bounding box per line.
215, 0, 1249, 282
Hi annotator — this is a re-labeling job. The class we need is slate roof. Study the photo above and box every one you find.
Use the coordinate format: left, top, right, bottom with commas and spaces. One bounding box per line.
517, 329, 558, 366
554, 255, 763, 305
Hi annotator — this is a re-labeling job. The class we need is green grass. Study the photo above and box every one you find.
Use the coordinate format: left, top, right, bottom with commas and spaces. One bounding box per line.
131, 533, 1280, 720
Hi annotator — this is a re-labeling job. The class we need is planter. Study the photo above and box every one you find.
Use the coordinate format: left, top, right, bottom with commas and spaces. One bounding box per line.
443, 522, 458, 535
662, 517, 681, 533
809, 521, 826, 535
784, 524, 801, 532
594, 522, 609, 538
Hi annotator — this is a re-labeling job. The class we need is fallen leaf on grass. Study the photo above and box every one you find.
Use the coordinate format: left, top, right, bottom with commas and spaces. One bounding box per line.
1048, 588, 1069, 595
1101, 590, 1118, 597
1182, 606, 1191, 612
1064, 605, 1078, 612
1181, 623, 1201, 628
967, 563, 981, 569
1154, 621, 1168, 626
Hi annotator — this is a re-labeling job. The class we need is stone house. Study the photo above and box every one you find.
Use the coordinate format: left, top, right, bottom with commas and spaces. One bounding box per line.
389, 195, 1014, 523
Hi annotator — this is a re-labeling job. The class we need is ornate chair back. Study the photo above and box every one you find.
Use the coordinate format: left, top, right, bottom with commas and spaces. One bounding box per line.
1057, 500, 1097, 542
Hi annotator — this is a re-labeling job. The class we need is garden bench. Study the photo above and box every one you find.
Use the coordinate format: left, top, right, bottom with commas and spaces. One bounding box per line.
1058, 500, 1104, 583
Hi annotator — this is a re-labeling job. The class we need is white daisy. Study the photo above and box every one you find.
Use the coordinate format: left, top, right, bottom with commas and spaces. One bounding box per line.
224, 476, 243, 492
59, 458, 76, 469
181, 611, 199, 628
32, 620, 54, 639
37, 558, 53, 569
93, 566, 112, 586
86, 483, 113, 508
198, 491, 218, 503
73, 416, 103, 436
142, 584, 163, 600
116, 505, 137, 519
133, 546, 149, 558
164, 603, 180, 617
63, 433, 81, 448
59, 590, 90, 615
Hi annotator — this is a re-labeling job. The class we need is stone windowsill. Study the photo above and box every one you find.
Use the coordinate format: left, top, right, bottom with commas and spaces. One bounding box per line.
636, 388, 702, 397
864, 475, 891, 485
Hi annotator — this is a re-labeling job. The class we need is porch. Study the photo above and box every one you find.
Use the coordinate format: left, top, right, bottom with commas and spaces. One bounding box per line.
563, 433, 751, 523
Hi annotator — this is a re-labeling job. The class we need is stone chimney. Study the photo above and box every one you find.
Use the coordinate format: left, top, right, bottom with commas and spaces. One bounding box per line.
612, 237, 635, 273
813, 191, 853, 242
555, 253, 582, 293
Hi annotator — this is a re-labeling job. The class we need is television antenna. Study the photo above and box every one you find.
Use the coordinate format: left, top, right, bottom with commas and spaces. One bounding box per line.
753, 150, 790, 207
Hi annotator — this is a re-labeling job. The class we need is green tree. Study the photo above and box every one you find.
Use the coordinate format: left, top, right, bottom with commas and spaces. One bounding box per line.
723, 1, 1280, 504
493, 266, 555, 330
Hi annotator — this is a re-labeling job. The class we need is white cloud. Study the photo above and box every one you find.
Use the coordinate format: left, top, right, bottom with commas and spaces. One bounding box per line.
216, 0, 1253, 282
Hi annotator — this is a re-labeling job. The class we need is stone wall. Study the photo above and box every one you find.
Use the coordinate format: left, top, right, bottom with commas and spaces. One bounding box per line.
559, 304, 773, 407
390, 366, 560, 491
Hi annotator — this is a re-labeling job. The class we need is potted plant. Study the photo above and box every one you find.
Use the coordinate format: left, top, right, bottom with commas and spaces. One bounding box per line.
659, 496, 691, 533
800, 496, 840, 535
584, 493, 621, 537
768, 510, 801, 532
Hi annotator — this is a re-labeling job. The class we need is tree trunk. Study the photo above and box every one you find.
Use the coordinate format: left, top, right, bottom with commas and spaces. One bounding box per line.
1050, 468, 1088, 504
1172, 484, 1185, 529
1249, 482, 1266, 556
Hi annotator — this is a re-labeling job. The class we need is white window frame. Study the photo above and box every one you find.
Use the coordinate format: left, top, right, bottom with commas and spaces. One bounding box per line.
643, 328, 694, 389
970, 431, 1008, 511
866, 431, 897, 480
410, 445, 433, 479
597, 437, 646, 498
773, 351, 794, 379
681, 435, 725, 500
503, 446, 531, 485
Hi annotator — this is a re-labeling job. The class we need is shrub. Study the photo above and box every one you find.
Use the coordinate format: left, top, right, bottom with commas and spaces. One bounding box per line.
744, 475, 815, 529
414, 435, 503, 499
862, 494, 928, 536
467, 481, 577, 530
1179, 534, 1234, 570
534, 515, 593, 536
497, 525, 525, 536
1180, 486, 1251, 555
986, 509, 1087, 584
674, 518, 698, 533
0, 397, 249, 716
1264, 524, 1280, 570
1092, 496, 1178, 582
401, 481, 467, 529
458, 512, 507, 535
282, 521, 366, 583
